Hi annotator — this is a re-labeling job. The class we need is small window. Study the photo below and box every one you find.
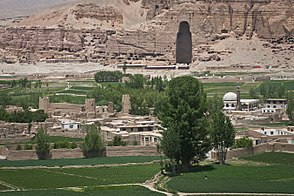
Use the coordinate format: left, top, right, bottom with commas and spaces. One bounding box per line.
231, 103, 235, 107
226, 103, 229, 107
270, 131, 274, 135
273, 105, 276, 108
69, 125, 74, 129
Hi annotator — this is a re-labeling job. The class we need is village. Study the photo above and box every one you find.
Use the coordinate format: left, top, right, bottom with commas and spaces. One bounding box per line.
0, 68, 293, 161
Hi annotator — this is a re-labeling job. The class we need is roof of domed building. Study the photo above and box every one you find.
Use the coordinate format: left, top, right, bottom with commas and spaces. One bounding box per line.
223, 92, 237, 101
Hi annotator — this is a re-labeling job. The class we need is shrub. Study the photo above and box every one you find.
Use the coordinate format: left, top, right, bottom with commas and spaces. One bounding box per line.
234, 137, 253, 149
71, 142, 78, 149
24, 144, 33, 150
112, 135, 127, 146
16, 144, 22, 150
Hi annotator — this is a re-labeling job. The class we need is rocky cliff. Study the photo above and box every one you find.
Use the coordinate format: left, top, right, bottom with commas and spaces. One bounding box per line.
0, 0, 293, 66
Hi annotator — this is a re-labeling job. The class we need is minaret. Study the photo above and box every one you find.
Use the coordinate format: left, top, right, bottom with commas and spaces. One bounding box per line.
237, 82, 241, 111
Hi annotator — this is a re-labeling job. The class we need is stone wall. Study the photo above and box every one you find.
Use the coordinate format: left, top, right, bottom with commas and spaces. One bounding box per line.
51, 149, 84, 159
106, 146, 159, 157
211, 143, 294, 160
7, 150, 38, 160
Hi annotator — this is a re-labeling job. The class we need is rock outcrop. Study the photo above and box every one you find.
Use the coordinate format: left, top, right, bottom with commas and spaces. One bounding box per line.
0, 0, 293, 65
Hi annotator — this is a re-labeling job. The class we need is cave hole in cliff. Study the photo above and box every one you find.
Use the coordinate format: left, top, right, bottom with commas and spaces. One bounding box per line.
176, 21, 192, 64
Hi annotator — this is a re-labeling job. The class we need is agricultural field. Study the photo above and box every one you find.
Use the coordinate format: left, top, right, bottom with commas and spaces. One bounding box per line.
0, 185, 162, 196
0, 163, 162, 195
166, 152, 294, 194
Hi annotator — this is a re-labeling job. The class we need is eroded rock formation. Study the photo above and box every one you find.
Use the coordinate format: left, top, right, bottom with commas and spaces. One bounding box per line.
0, 0, 293, 65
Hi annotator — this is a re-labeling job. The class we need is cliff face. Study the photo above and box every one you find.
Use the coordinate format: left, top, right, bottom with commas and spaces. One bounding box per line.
0, 0, 293, 65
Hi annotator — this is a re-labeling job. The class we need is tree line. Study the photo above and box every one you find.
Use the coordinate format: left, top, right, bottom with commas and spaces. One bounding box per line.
89, 74, 168, 115
0, 107, 47, 123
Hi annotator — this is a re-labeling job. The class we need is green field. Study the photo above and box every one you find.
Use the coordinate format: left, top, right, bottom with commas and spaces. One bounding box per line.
0, 164, 159, 189
0, 186, 163, 196
0, 156, 160, 167
167, 152, 294, 194
242, 152, 294, 165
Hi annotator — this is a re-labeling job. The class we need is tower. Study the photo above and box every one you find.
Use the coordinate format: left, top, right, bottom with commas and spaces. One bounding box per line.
85, 99, 96, 118
236, 82, 241, 111
122, 94, 131, 114
39, 97, 50, 114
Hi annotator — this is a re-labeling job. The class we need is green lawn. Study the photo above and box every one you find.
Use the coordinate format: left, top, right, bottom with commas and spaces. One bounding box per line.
167, 152, 294, 194
0, 164, 159, 189
0, 186, 163, 196
0, 156, 160, 167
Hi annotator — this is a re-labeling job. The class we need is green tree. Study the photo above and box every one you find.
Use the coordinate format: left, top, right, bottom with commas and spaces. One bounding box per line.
209, 96, 235, 165
234, 137, 253, 149
126, 74, 145, 89
122, 63, 127, 74
287, 94, 294, 122
35, 128, 51, 160
82, 125, 104, 158
112, 135, 127, 146
160, 126, 181, 175
0, 92, 11, 107
158, 76, 209, 171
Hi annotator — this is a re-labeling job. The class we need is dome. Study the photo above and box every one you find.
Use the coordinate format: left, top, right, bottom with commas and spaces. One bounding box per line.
223, 92, 237, 101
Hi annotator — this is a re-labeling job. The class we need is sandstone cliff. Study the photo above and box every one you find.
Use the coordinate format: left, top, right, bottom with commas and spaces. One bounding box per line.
0, 0, 293, 66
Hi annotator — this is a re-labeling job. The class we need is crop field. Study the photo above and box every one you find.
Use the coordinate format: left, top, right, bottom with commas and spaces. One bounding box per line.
242, 152, 294, 165
0, 185, 162, 196
0, 164, 161, 195
0, 156, 161, 167
203, 82, 256, 98
0, 164, 159, 189
167, 152, 294, 194
203, 80, 294, 98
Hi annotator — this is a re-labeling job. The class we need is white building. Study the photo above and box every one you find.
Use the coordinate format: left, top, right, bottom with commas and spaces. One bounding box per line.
60, 119, 81, 130
223, 92, 259, 111
262, 99, 288, 113
254, 128, 293, 136
100, 118, 162, 146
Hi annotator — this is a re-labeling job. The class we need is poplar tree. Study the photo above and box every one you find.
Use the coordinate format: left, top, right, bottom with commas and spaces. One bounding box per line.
158, 76, 210, 171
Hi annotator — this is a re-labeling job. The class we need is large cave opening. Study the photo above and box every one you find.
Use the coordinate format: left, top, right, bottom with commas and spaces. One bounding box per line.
176, 21, 192, 64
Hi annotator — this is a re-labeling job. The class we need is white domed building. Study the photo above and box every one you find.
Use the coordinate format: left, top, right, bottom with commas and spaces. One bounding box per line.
223, 92, 259, 111
223, 92, 238, 110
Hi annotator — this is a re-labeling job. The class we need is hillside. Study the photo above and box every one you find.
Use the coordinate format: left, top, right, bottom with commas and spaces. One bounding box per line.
0, 0, 293, 68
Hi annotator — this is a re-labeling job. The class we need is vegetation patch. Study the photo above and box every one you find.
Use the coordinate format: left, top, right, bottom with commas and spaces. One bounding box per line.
0, 186, 163, 195
167, 164, 294, 193
0, 164, 159, 189
167, 153, 294, 194
242, 152, 294, 165
0, 156, 160, 167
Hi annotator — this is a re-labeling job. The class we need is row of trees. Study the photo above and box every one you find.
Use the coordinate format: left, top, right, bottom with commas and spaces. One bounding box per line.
0, 108, 47, 123
249, 84, 287, 99
89, 75, 167, 116
94, 71, 123, 82
35, 125, 104, 160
